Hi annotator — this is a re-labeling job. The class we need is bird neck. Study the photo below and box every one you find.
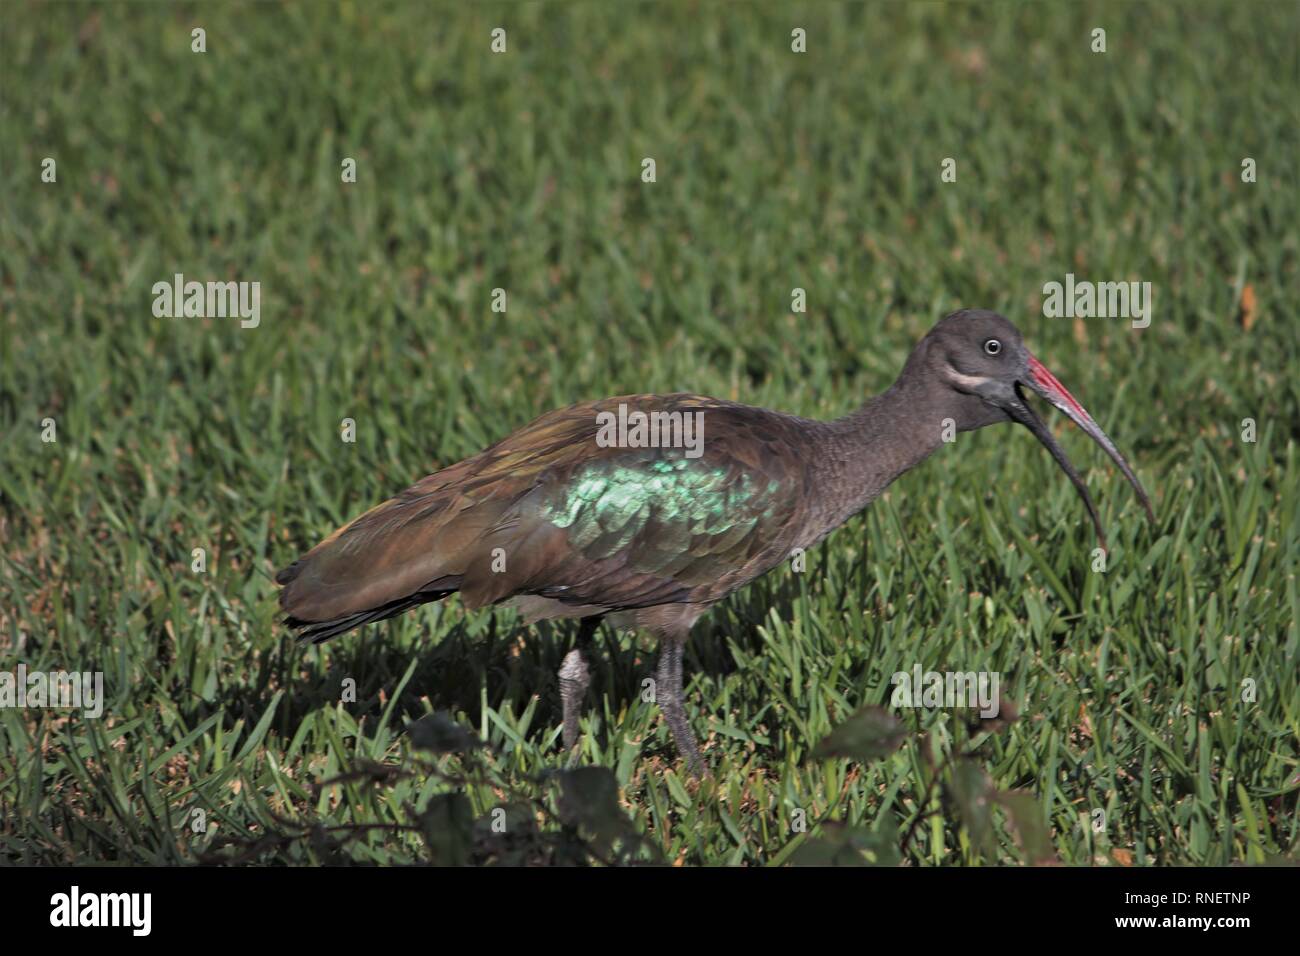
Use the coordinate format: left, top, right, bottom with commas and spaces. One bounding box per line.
803, 374, 951, 544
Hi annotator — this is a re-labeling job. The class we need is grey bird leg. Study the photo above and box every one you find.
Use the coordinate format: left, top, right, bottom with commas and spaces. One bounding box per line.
559, 615, 600, 753
655, 636, 705, 776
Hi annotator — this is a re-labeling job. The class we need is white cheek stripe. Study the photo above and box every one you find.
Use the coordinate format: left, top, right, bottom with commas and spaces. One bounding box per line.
945, 369, 991, 391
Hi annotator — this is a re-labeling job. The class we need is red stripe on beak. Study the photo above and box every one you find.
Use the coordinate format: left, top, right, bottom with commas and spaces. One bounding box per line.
1021, 350, 1156, 528
1028, 354, 1090, 422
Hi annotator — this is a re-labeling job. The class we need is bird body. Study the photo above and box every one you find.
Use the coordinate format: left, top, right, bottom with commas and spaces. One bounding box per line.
278, 310, 1153, 773
280, 394, 807, 631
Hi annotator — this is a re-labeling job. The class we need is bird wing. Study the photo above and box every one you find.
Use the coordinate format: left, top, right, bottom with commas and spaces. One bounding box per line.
277, 394, 813, 628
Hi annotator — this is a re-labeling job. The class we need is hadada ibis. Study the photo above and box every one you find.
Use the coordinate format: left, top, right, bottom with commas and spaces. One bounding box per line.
276, 309, 1153, 774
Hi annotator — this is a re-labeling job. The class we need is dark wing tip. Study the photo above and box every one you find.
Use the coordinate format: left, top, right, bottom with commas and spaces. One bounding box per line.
281, 589, 457, 646
282, 613, 363, 645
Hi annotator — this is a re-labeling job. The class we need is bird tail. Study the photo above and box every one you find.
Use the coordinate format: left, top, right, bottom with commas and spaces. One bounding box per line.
273, 491, 476, 644
274, 451, 568, 644
280, 586, 456, 644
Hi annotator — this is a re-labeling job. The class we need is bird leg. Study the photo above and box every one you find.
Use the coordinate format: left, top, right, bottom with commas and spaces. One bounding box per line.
559, 616, 600, 753
655, 636, 705, 776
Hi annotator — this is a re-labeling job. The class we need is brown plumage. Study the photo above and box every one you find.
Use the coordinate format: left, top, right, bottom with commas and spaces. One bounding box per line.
278, 393, 813, 633
277, 309, 1153, 773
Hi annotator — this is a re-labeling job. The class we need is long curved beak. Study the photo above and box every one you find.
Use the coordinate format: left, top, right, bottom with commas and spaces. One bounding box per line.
1003, 355, 1155, 549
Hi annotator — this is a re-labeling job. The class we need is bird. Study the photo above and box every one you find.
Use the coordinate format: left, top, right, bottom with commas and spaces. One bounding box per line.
276, 309, 1154, 775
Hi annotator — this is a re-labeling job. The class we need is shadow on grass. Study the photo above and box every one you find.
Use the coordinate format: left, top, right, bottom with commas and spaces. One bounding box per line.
202, 572, 807, 759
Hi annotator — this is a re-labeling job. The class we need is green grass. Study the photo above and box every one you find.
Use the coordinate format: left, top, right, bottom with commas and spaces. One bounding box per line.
1, 0, 1297, 865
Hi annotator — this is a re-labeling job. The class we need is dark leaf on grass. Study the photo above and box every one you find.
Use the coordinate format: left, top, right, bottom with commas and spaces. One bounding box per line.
810, 706, 907, 762
407, 711, 482, 754
420, 792, 474, 865
557, 766, 633, 853
988, 696, 1019, 727
960, 696, 1019, 732
790, 821, 901, 867
995, 790, 1056, 865
557, 767, 624, 831
478, 801, 539, 837
472, 801, 540, 862
948, 758, 995, 858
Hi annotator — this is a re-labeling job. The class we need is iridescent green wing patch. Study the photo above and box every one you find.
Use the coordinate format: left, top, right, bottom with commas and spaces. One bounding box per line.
542, 448, 793, 583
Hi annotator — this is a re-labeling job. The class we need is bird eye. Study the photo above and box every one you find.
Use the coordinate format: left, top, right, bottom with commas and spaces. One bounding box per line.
984, 338, 1002, 355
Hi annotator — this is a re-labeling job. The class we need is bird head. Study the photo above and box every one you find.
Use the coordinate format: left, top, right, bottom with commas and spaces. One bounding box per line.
919, 308, 1154, 548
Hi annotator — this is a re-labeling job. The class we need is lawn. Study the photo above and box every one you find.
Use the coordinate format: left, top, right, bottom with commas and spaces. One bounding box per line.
1, 0, 1296, 865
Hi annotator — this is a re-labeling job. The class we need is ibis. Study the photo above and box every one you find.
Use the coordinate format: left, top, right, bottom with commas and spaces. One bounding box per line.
277, 309, 1153, 774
